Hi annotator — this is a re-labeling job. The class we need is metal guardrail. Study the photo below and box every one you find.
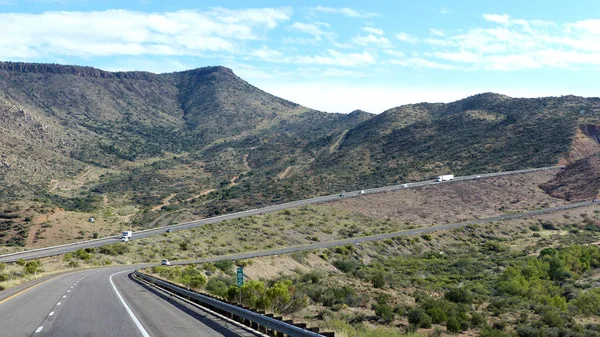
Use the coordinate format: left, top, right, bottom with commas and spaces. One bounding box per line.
134, 271, 330, 337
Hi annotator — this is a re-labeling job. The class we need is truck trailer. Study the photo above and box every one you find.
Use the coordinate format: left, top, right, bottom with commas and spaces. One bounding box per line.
436, 174, 454, 182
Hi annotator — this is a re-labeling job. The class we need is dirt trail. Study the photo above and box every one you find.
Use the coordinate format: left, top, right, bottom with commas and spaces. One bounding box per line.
277, 165, 296, 180
151, 193, 177, 211
230, 154, 251, 186
329, 129, 348, 153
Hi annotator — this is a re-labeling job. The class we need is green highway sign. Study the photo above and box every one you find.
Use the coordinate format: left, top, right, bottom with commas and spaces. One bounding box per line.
237, 267, 244, 287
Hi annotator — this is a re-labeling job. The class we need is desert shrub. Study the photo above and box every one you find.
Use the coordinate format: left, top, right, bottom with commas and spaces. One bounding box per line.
573, 288, 600, 316
408, 308, 432, 328
372, 271, 385, 288
213, 260, 234, 273
373, 303, 394, 324
446, 316, 461, 333
333, 259, 359, 273
445, 287, 473, 304
206, 276, 234, 297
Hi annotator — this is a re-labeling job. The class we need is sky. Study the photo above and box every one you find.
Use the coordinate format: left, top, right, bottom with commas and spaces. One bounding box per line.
0, 0, 599, 113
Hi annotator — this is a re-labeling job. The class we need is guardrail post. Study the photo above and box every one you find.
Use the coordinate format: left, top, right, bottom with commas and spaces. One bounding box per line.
321, 332, 335, 337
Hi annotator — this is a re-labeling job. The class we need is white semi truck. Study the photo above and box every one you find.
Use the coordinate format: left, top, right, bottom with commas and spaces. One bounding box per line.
121, 231, 133, 239
436, 174, 454, 182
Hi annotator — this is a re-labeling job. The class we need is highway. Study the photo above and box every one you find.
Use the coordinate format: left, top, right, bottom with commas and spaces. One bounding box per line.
171, 199, 599, 266
0, 265, 260, 337
0, 165, 563, 263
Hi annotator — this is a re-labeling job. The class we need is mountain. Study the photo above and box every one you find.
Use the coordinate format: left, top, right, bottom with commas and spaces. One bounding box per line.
1, 61, 600, 248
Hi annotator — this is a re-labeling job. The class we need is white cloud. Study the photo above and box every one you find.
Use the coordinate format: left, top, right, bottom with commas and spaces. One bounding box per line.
353, 34, 390, 47
483, 13, 511, 25
250, 46, 285, 62
297, 49, 376, 67
291, 22, 326, 38
391, 57, 458, 70
362, 26, 384, 35
412, 14, 600, 71
0, 8, 291, 58
430, 29, 445, 37
310, 6, 380, 18
395, 32, 418, 43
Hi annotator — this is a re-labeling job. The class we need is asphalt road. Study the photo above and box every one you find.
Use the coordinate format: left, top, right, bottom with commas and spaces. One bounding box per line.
171, 199, 599, 266
0, 165, 564, 263
0, 265, 258, 337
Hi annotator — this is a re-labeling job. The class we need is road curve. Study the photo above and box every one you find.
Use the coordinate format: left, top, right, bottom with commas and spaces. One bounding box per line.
0, 265, 257, 337
0, 165, 563, 263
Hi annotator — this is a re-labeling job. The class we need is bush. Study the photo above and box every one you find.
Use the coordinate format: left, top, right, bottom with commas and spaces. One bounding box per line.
213, 260, 234, 273
0, 263, 5, 271
16, 258, 26, 266
445, 287, 473, 304
372, 272, 385, 288
427, 307, 448, 324
471, 312, 487, 327
446, 317, 461, 333
206, 276, 234, 297
373, 303, 395, 324
333, 259, 359, 273
573, 288, 600, 316
408, 308, 432, 328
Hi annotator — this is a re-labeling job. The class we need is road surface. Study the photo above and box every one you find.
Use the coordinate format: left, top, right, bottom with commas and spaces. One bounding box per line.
0, 165, 563, 263
0, 266, 258, 337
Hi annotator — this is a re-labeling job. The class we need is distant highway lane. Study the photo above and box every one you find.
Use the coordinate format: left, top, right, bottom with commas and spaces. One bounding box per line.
0, 165, 564, 263
0, 265, 258, 337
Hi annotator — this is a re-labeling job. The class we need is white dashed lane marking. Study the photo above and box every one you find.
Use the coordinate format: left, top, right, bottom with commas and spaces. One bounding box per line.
56, 302, 61, 306
49, 311, 54, 317
35, 326, 43, 333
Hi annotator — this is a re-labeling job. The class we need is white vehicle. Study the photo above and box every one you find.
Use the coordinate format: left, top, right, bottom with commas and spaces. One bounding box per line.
121, 230, 133, 239
121, 236, 129, 242
436, 174, 454, 182
402, 184, 408, 188
359, 190, 365, 195
161, 259, 171, 266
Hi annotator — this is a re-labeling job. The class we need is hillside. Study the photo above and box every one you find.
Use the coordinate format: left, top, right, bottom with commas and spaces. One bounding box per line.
541, 153, 600, 201
1, 61, 600, 248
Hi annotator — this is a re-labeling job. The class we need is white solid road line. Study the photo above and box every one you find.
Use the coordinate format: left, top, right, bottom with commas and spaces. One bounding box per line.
110, 271, 150, 337
35, 326, 43, 333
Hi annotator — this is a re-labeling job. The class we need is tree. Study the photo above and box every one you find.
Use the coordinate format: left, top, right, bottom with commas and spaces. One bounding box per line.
408, 308, 432, 328
446, 317, 461, 333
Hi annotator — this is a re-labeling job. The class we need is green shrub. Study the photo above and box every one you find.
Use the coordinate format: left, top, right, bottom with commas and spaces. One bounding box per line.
471, 312, 487, 327
371, 272, 385, 288
445, 287, 473, 304
446, 317, 461, 333
427, 307, 448, 324
408, 308, 432, 328
332, 259, 359, 273
16, 258, 26, 266
573, 288, 600, 316
213, 260, 234, 273
373, 304, 394, 324
0, 263, 5, 271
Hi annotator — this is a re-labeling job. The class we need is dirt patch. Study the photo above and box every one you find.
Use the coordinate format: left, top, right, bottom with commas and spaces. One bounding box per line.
541, 154, 600, 201
243, 253, 339, 280
277, 166, 297, 180
560, 124, 600, 165
328, 171, 564, 224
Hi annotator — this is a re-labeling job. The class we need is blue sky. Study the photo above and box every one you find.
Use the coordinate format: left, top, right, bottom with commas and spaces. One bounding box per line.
1, 0, 599, 113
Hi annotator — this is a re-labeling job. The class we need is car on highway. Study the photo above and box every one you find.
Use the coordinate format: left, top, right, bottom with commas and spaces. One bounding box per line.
121, 236, 129, 242
402, 184, 408, 188
359, 190, 365, 195
166, 228, 172, 233
161, 259, 171, 266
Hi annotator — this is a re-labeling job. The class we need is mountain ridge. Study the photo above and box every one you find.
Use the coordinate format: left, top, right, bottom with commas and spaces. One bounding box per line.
0, 60, 599, 247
